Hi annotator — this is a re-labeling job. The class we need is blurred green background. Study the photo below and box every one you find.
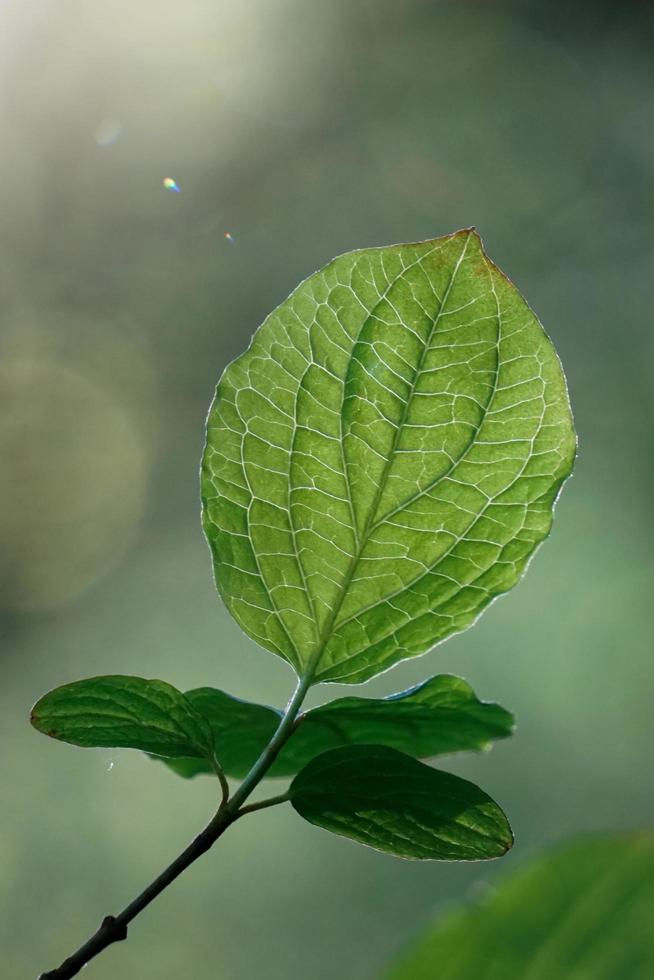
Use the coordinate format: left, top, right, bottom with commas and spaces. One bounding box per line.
2, 1, 653, 977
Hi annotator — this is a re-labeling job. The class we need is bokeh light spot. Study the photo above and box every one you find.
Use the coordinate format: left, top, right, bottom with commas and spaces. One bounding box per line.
0, 357, 150, 612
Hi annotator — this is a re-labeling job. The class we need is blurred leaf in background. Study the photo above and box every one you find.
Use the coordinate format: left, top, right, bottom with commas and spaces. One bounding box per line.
385, 832, 654, 980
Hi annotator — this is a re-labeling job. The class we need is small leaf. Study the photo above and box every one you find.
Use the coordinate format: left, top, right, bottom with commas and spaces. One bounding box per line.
286, 674, 514, 771
289, 745, 512, 860
31, 676, 215, 761
161, 756, 216, 779
385, 832, 654, 979
159, 675, 513, 780
203, 229, 576, 684
161, 687, 281, 778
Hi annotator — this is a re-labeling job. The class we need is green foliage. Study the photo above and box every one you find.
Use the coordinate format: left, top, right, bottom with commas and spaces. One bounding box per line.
384, 832, 654, 979
31, 232, 576, 975
161, 687, 281, 778
159, 674, 514, 779
289, 745, 513, 860
31, 233, 575, 874
31, 676, 215, 762
202, 229, 575, 684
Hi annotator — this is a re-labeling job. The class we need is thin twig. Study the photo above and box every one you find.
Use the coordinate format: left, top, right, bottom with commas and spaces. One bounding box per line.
237, 792, 291, 817
38, 674, 312, 979
38, 807, 233, 980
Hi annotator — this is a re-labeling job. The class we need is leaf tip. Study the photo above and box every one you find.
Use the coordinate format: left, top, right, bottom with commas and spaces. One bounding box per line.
497, 818, 515, 856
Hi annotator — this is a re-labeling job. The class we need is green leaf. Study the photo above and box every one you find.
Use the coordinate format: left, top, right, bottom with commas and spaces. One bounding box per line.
385, 832, 654, 979
160, 687, 282, 779
203, 229, 575, 684
289, 674, 514, 768
289, 745, 512, 860
160, 674, 513, 780
31, 675, 215, 761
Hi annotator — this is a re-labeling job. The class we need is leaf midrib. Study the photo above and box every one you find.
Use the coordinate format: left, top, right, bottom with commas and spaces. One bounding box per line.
350, 232, 473, 547
282, 242, 444, 655
326, 273, 506, 644
302, 231, 473, 682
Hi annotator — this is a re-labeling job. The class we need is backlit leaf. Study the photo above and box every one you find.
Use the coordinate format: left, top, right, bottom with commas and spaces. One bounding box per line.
160, 687, 281, 778
160, 674, 512, 779
31, 675, 215, 761
203, 230, 575, 684
290, 674, 514, 767
289, 744, 512, 860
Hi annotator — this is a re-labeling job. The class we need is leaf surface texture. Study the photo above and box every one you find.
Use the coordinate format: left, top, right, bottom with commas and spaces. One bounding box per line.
160, 674, 513, 779
31, 675, 215, 761
203, 230, 575, 683
289, 744, 512, 860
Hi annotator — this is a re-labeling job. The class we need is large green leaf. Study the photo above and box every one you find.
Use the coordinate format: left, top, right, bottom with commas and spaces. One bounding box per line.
385, 832, 654, 979
289, 745, 512, 860
161, 674, 513, 779
203, 229, 575, 684
31, 676, 215, 761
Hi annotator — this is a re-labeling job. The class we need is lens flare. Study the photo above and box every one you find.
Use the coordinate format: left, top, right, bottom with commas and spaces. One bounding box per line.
224, 231, 234, 242
163, 177, 181, 193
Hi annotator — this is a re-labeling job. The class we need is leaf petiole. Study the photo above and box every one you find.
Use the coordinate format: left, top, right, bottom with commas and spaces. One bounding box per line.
210, 754, 230, 808
237, 792, 291, 817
